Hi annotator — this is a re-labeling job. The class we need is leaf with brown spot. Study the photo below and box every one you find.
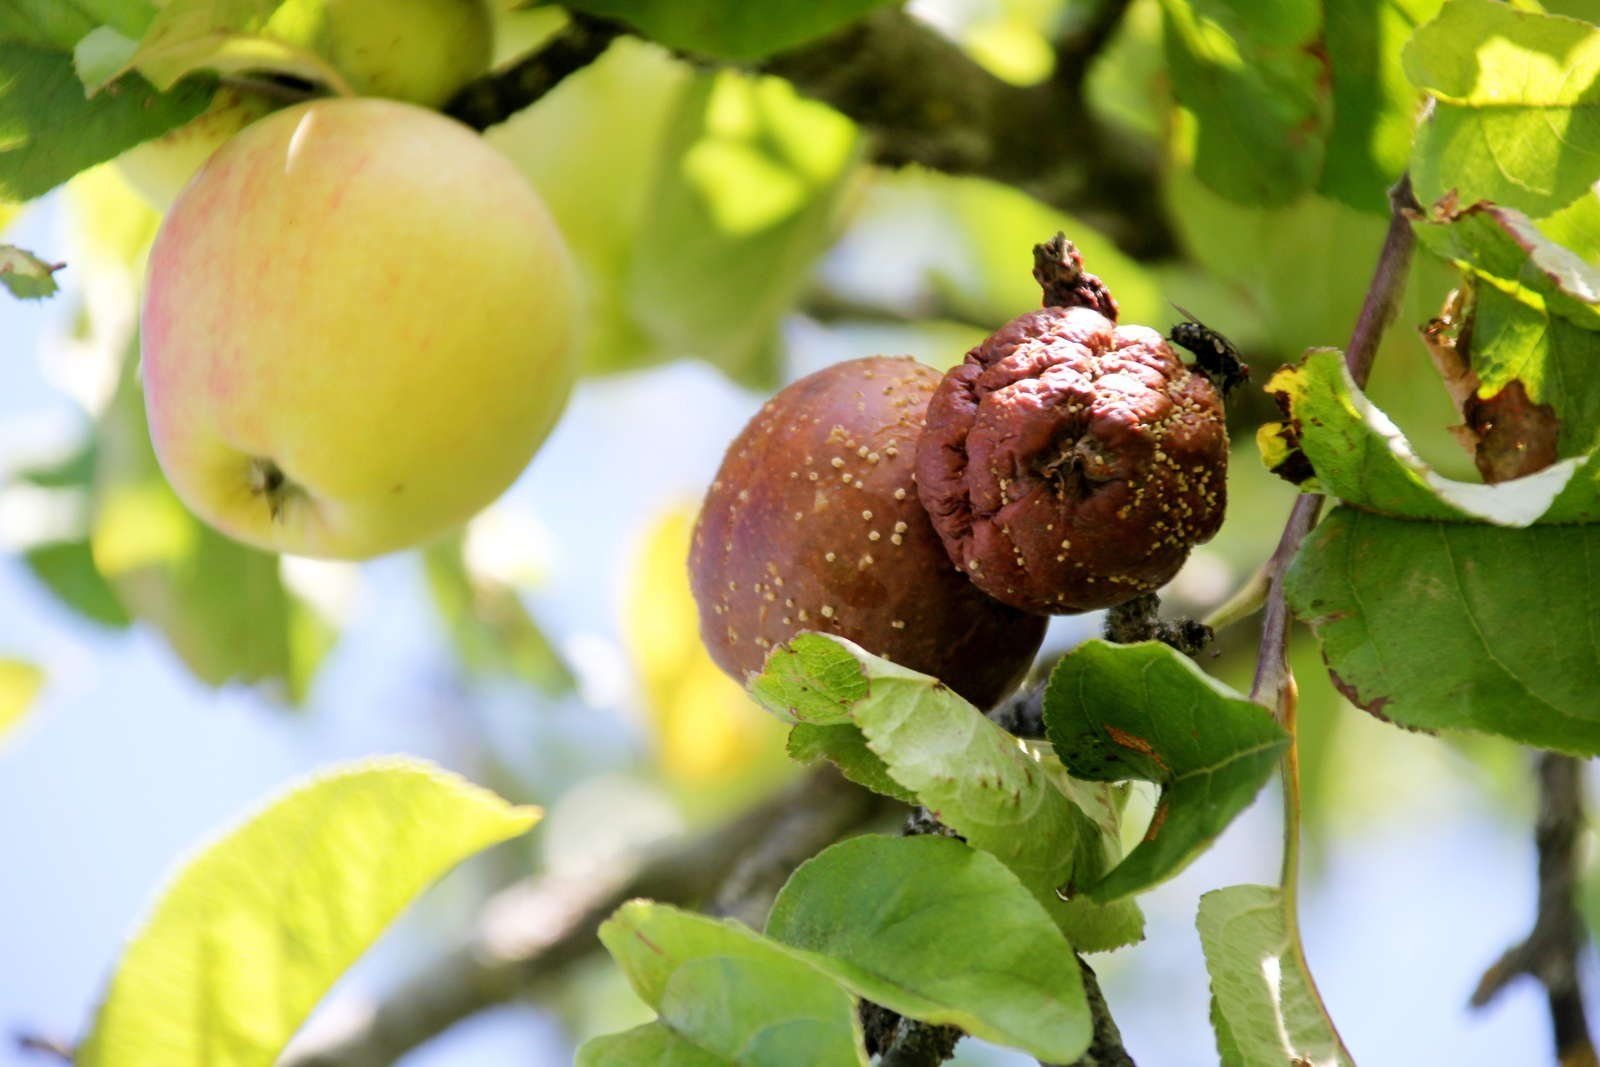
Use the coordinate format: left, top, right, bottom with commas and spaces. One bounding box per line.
1288, 508, 1600, 754
1044, 640, 1287, 902
1463, 380, 1561, 484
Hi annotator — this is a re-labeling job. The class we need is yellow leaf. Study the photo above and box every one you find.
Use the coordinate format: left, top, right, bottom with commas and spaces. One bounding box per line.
0, 659, 43, 740
624, 506, 787, 793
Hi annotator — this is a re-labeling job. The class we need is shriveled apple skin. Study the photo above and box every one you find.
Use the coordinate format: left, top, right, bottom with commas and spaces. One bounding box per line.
142, 98, 579, 560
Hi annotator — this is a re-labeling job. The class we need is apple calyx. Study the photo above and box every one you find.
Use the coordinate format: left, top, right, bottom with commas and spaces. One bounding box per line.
248, 457, 294, 521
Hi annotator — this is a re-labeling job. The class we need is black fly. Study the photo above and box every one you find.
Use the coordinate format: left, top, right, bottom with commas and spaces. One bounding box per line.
1169, 304, 1249, 399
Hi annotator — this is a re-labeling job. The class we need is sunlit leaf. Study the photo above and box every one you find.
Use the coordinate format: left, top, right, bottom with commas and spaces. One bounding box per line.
562, 0, 893, 62
1406, 0, 1600, 217
1199, 885, 1354, 1066
624, 506, 788, 798
768, 834, 1093, 1062
78, 757, 540, 1067
1044, 640, 1287, 901
0, 0, 153, 50
1319, 0, 1441, 212
594, 902, 868, 1066
0, 242, 61, 298
0, 659, 44, 741
1161, 0, 1330, 205
95, 0, 347, 94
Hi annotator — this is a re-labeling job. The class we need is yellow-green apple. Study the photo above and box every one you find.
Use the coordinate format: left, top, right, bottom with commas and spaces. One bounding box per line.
267, 0, 493, 106
140, 97, 580, 560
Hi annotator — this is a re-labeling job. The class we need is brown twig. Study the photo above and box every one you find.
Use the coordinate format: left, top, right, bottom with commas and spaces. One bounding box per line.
280, 768, 885, 1067
440, 5, 1170, 257
1062, 958, 1137, 1067
13, 1033, 74, 1063
443, 14, 624, 131
1471, 753, 1595, 1066
1240, 174, 1422, 1067
1251, 175, 1422, 708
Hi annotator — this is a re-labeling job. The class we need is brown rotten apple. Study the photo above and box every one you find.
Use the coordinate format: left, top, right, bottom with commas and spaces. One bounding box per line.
689, 356, 1047, 709
916, 244, 1228, 615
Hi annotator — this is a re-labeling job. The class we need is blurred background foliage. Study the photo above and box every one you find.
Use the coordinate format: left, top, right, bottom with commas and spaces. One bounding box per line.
2, 0, 1594, 1063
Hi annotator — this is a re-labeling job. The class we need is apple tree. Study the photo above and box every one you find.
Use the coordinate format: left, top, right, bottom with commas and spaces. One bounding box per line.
2, 1, 1599, 1065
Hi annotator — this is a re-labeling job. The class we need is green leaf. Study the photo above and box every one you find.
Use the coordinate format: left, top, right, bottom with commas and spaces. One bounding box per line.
578, 1023, 722, 1067
102, 0, 345, 94
899, 171, 1166, 332
1260, 348, 1598, 524
0, 242, 62, 298
623, 70, 861, 388
1164, 170, 1459, 374
0, 0, 153, 49
1419, 200, 1600, 330
0, 658, 43, 741
1161, 0, 1331, 205
562, 0, 893, 62
1199, 885, 1354, 1066
490, 46, 853, 387
657, 956, 866, 1065
595, 902, 868, 1066
751, 633, 1142, 949
0, 41, 213, 200
1287, 507, 1600, 753
78, 757, 540, 1067
91, 356, 330, 699
1319, 0, 1442, 212
785, 722, 917, 805
767, 834, 1093, 1063
1044, 640, 1288, 901
422, 538, 574, 695
24, 541, 132, 627
13, 442, 133, 629
1406, 0, 1600, 217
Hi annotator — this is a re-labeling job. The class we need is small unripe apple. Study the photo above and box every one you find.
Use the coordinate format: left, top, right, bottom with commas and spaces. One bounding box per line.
267, 0, 493, 106
141, 97, 579, 560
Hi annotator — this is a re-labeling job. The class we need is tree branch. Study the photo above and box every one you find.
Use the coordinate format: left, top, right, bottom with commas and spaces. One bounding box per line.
766, 4, 1172, 258
440, 4, 1169, 258
1250, 175, 1422, 709
280, 768, 887, 1067
1472, 752, 1595, 1066
1061, 958, 1136, 1067
443, 15, 624, 131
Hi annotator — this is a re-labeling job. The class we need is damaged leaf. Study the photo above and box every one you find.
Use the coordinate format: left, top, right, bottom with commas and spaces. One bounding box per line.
1043, 640, 1287, 902
1257, 348, 1596, 524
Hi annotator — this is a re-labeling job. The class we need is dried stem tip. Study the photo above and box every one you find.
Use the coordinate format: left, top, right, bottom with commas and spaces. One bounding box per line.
1032, 232, 1119, 319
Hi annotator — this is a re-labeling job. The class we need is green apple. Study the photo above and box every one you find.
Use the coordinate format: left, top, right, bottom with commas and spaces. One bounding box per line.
115, 88, 277, 210
267, 0, 493, 107
140, 98, 580, 560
